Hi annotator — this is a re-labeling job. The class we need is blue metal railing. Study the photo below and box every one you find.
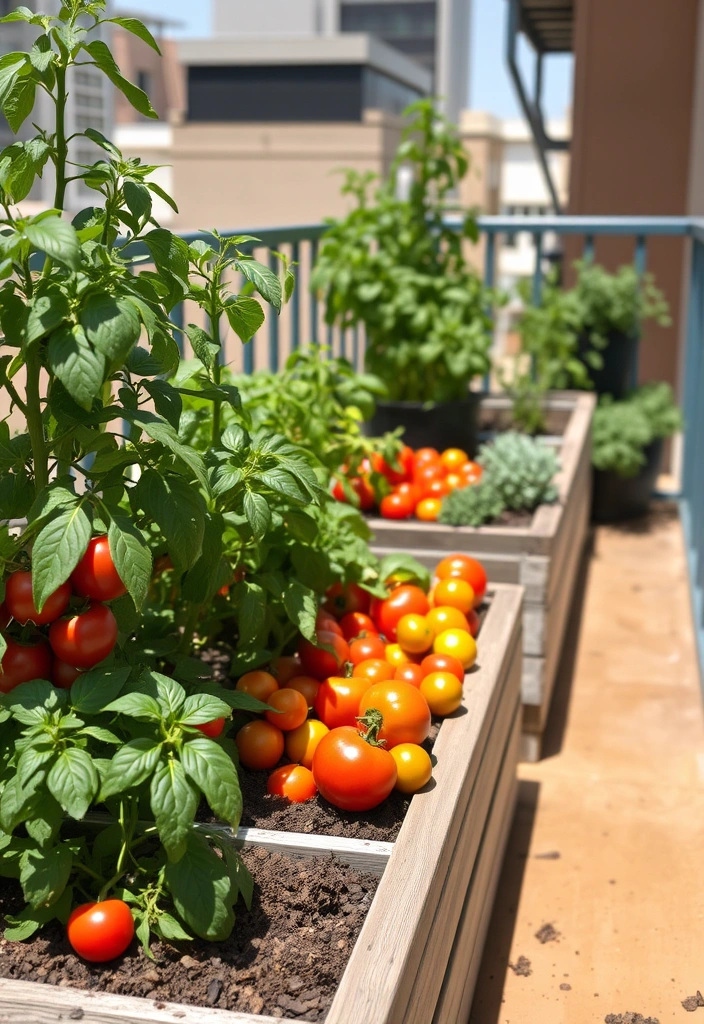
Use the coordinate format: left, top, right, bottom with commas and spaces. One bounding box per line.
156, 215, 704, 677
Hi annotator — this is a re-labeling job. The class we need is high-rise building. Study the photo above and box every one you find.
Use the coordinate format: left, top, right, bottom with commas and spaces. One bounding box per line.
0, 0, 113, 214
213, 0, 471, 124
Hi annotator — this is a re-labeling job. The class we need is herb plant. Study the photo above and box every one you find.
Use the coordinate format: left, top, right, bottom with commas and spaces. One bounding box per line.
592, 384, 682, 478
311, 99, 495, 403
0, 0, 317, 950
438, 478, 505, 528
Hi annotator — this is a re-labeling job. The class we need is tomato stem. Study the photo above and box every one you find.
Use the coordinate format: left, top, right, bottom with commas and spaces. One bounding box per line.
356, 708, 386, 746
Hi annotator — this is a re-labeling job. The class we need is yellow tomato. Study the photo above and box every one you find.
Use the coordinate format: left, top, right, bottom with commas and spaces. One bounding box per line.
420, 671, 463, 716
426, 605, 470, 638
416, 497, 442, 522
396, 613, 434, 655
440, 448, 469, 472
445, 473, 463, 491
385, 642, 415, 668
433, 628, 477, 669
433, 578, 475, 615
284, 719, 329, 769
390, 743, 433, 794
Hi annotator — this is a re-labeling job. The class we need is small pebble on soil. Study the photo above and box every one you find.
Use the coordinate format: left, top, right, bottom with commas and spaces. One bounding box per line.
0, 848, 379, 1021
682, 992, 704, 1012
509, 956, 532, 977
535, 922, 560, 944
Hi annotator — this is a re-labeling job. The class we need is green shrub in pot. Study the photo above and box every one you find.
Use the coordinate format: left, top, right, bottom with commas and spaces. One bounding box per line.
592, 383, 682, 478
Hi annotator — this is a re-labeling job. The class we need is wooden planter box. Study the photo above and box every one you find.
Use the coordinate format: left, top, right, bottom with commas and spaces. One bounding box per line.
0, 584, 523, 1024
370, 392, 595, 762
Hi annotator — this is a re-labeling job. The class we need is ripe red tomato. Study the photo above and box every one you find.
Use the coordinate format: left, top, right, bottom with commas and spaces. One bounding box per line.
413, 448, 440, 469
339, 612, 377, 641
352, 658, 395, 684
435, 555, 487, 606
52, 659, 83, 690
236, 720, 284, 770
414, 463, 446, 493
314, 674, 372, 729
420, 652, 465, 682
264, 687, 309, 731
236, 670, 279, 701
0, 604, 10, 630
394, 663, 425, 688
270, 654, 302, 686
315, 609, 344, 636
372, 446, 414, 484
348, 634, 387, 666
395, 481, 422, 505
323, 582, 371, 618
5, 572, 71, 626
299, 630, 350, 680
195, 718, 226, 738
48, 603, 118, 669
425, 478, 451, 499
267, 764, 317, 803
67, 900, 134, 962
286, 675, 321, 708
380, 491, 414, 520
0, 637, 52, 693
459, 461, 483, 484
332, 473, 375, 510
71, 537, 127, 602
370, 585, 430, 642
312, 726, 397, 811
358, 681, 431, 748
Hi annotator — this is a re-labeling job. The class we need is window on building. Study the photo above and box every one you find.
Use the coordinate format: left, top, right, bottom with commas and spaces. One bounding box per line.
340, 2, 437, 76
137, 70, 152, 99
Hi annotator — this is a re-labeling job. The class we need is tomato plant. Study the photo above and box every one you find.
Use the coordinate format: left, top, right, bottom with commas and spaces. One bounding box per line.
312, 712, 397, 811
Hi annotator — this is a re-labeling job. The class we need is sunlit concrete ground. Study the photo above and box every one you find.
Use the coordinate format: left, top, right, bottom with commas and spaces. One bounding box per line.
470, 506, 704, 1023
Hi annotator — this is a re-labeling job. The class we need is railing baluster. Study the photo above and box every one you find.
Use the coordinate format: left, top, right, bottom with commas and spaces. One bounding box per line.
583, 234, 595, 261
291, 241, 300, 352
310, 239, 319, 346
353, 324, 359, 370
171, 301, 184, 357
268, 249, 280, 370
532, 231, 544, 306
326, 323, 333, 357
631, 234, 648, 388
682, 241, 702, 502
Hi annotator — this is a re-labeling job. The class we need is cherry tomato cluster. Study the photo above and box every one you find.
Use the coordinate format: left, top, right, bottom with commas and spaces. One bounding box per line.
0, 537, 124, 695
233, 554, 488, 814
333, 446, 483, 522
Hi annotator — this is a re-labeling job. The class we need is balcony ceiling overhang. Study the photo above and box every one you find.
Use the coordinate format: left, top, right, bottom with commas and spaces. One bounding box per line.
518, 0, 574, 55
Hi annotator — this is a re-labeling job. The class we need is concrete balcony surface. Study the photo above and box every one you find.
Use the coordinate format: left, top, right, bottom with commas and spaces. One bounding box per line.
470, 506, 704, 1023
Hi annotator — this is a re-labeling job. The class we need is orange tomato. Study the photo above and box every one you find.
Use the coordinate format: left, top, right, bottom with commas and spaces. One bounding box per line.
267, 764, 317, 803
435, 555, 487, 606
440, 448, 468, 472
385, 642, 416, 668
433, 628, 477, 669
264, 688, 309, 732
426, 605, 471, 637
352, 658, 395, 684
420, 672, 464, 716
414, 463, 446, 493
467, 608, 480, 638
394, 663, 425, 688
236, 670, 279, 702
270, 654, 302, 686
459, 461, 483, 484
420, 652, 465, 682
434, 578, 475, 615
445, 472, 463, 490
315, 675, 372, 729
416, 498, 442, 522
395, 481, 422, 505
370, 585, 430, 642
413, 447, 440, 469
349, 634, 387, 666
358, 681, 431, 748
396, 613, 434, 655
236, 720, 284, 770
285, 719, 329, 769
425, 478, 451, 499
287, 675, 321, 708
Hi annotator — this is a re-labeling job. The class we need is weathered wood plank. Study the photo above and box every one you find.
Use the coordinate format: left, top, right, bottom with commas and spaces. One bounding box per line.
0, 982, 299, 1024
325, 584, 524, 1024
230, 828, 391, 876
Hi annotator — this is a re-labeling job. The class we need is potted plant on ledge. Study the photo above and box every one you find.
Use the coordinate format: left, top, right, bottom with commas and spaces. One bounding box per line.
311, 99, 495, 454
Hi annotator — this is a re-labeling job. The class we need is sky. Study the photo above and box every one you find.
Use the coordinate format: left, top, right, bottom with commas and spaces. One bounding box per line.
128, 0, 573, 121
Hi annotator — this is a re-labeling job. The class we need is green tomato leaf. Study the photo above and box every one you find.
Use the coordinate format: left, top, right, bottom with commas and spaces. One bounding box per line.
165, 831, 236, 940
283, 580, 318, 643
107, 514, 151, 610
25, 286, 70, 345
157, 912, 192, 941
125, 410, 209, 490
24, 215, 79, 270
46, 324, 106, 411
186, 323, 220, 374
100, 738, 164, 800
150, 759, 198, 862
31, 502, 92, 612
47, 748, 98, 820
238, 259, 282, 312
83, 40, 157, 119
181, 736, 242, 828
80, 293, 142, 370
19, 843, 72, 909
225, 296, 265, 343
134, 469, 206, 572
243, 489, 271, 540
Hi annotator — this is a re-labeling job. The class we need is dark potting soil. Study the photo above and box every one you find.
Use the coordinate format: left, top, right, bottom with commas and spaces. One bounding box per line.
0, 847, 378, 1021
682, 992, 704, 1012
534, 922, 560, 944
509, 956, 532, 977
604, 1015, 661, 1024
236, 719, 441, 842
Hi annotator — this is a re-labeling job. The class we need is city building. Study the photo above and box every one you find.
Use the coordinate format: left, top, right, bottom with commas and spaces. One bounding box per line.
0, 0, 113, 215
212, 0, 471, 124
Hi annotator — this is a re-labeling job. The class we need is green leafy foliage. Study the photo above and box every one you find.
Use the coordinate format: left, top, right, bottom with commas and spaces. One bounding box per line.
312, 100, 497, 402
438, 477, 506, 528
478, 432, 559, 511
592, 384, 682, 478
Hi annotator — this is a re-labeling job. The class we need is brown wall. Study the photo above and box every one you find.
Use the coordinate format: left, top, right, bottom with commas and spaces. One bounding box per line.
568, 0, 702, 391
112, 30, 185, 124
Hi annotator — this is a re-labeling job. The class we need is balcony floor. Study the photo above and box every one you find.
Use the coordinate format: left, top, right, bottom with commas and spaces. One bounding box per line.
470, 507, 704, 1023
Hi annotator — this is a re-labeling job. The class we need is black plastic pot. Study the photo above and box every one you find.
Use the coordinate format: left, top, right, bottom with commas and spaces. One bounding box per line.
578, 330, 638, 399
591, 438, 663, 523
366, 394, 481, 455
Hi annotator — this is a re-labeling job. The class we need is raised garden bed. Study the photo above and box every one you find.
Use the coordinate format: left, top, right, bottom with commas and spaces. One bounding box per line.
0, 583, 523, 1024
369, 392, 596, 762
